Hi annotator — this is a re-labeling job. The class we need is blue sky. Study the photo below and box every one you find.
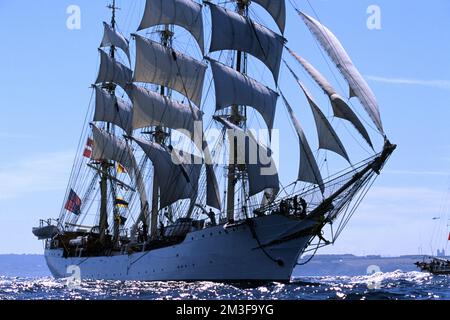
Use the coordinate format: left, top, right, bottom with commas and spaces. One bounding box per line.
1, 0, 450, 256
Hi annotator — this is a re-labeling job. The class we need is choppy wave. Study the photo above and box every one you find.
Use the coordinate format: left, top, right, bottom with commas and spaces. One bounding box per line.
0, 271, 448, 300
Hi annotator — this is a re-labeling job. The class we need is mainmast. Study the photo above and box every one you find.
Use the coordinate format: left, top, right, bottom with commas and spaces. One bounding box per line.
150, 25, 174, 240
226, 0, 249, 222
99, 0, 119, 245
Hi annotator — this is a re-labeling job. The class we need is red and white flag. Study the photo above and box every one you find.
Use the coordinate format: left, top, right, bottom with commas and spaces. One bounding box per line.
83, 138, 94, 158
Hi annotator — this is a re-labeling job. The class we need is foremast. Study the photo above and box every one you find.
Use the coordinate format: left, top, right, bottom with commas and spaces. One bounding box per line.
99, 0, 119, 245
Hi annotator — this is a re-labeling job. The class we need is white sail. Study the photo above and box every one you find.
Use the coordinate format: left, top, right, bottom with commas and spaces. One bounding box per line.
215, 117, 279, 197
206, 164, 221, 210
100, 22, 130, 62
329, 94, 373, 148
91, 125, 149, 218
133, 35, 207, 107
280, 93, 324, 194
286, 49, 373, 148
128, 84, 202, 141
208, 59, 278, 132
138, 0, 204, 53
252, 0, 286, 34
95, 50, 132, 88
93, 86, 132, 135
207, 3, 284, 83
133, 137, 201, 209
297, 82, 350, 162
92, 124, 133, 168
299, 12, 384, 134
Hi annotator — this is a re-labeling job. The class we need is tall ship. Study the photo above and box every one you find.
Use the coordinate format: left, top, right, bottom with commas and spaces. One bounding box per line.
33, 0, 395, 282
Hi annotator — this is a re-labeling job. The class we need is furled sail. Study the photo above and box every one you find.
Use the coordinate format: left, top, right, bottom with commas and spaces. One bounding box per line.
95, 49, 132, 88
207, 3, 285, 83
133, 137, 201, 208
252, 0, 286, 34
100, 22, 130, 62
297, 82, 350, 162
280, 93, 324, 194
299, 12, 384, 134
93, 86, 132, 135
91, 125, 149, 218
286, 49, 373, 148
138, 0, 204, 53
215, 117, 279, 197
133, 35, 207, 107
128, 84, 202, 141
208, 58, 278, 132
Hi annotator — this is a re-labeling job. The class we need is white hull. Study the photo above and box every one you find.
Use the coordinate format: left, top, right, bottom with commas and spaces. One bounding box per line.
45, 215, 316, 282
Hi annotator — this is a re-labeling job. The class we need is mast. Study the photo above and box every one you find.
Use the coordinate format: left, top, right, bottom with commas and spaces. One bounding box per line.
226, 0, 249, 222
99, 0, 119, 245
150, 25, 174, 240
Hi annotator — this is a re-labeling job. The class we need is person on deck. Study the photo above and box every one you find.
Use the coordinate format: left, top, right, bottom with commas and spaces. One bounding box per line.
207, 209, 217, 226
300, 197, 307, 218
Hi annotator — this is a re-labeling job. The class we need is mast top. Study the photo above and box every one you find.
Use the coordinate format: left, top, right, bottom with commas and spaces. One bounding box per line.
107, 0, 120, 29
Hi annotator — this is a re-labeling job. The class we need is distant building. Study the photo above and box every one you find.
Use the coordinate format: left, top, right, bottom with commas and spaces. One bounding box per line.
437, 249, 446, 257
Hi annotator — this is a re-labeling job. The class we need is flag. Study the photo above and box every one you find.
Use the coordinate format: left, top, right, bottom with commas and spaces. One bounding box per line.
117, 163, 126, 174
83, 148, 92, 158
448, 232, 450, 241
83, 138, 94, 159
65, 189, 82, 215
115, 198, 129, 208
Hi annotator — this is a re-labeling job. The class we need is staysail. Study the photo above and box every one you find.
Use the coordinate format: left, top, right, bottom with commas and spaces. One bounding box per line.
202, 140, 221, 210
299, 11, 384, 134
280, 93, 324, 194
133, 34, 207, 107
285, 49, 373, 148
138, 0, 204, 53
207, 3, 285, 84
297, 82, 350, 162
208, 58, 278, 132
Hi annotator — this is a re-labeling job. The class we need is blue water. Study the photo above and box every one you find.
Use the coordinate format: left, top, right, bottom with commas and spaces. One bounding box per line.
0, 255, 448, 300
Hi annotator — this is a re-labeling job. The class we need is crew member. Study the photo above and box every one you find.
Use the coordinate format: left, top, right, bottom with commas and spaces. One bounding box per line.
207, 208, 217, 226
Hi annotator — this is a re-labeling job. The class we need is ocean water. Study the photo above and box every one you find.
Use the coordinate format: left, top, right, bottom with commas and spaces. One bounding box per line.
0, 255, 448, 300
